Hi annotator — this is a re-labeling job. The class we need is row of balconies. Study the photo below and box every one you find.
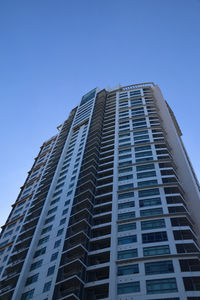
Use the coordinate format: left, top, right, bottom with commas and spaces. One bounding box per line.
0, 117, 75, 299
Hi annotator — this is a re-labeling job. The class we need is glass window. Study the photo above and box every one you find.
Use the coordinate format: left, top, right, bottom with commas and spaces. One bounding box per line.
143, 245, 170, 256
136, 157, 154, 163
133, 130, 148, 136
137, 171, 156, 179
118, 211, 135, 220
134, 135, 149, 142
140, 207, 163, 217
119, 134, 130, 138
118, 192, 134, 200
142, 231, 168, 244
38, 236, 49, 245
34, 247, 46, 258
62, 208, 68, 215
145, 260, 174, 275
119, 138, 131, 143
57, 228, 64, 236
118, 264, 139, 276
119, 154, 132, 160
50, 197, 60, 206
43, 281, 51, 292
118, 201, 135, 209
139, 188, 160, 198
118, 235, 137, 245
135, 151, 152, 158
146, 278, 178, 294
51, 252, 58, 261
65, 200, 70, 206
118, 167, 132, 174
44, 215, 55, 224
118, 183, 134, 191
53, 190, 63, 197
141, 219, 165, 230
119, 161, 132, 167
21, 289, 34, 300
138, 179, 157, 187
47, 266, 55, 276
54, 240, 61, 248
137, 164, 155, 171
118, 248, 138, 260
30, 260, 43, 271
117, 281, 140, 294
119, 148, 131, 154
59, 170, 68, 177
59, 218, 66, 225
139, 197, 161, 207
130, 90, 141, 96
25, 273, 39, 286
118, 222, 136, 232
118, 174, 133, 181
57, 175, 66, 183
135, 145, 151, 152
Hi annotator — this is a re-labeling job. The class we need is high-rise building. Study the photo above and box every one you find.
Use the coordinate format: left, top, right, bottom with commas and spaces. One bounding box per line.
0, 82, 200, 300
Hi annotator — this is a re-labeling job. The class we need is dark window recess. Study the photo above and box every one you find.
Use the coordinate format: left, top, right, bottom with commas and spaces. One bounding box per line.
179, 259, 200, 272
176, 243, 199, 254
173, 230, 196, 241
170, 217, 192, 228
168, 206, 186, 213
164, 187, 182, 194
166, 196, 184, 204
183, 277, 200, 291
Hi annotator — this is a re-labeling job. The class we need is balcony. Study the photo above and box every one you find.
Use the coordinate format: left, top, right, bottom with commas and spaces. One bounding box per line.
100, 144, 114, 153
13, 236, 32, 253
96, 185, 113, 197
17, 227, 35, 242
91, 225, 111, 238
64, 231, 89, 250
100, 150, 114, 159
75, 180, 96, 196
99, 156, 114, 166
73, 190, 95, 205
71, 198, 93, 216
53, 276, 84, 299
87, 266, 109, 283
79, 165, 97, 181
98, 169, 113, 179
93, 213, 111, 226
67, 219, 91, 237
90, 237, 110, 251
101, 140, 114, 148
95, 194, 112, 205
98, 161, 113, 170
0, 273, 19, 293
88, 251, 110, 266
93, 204, 112, 215
97, 177, 113, 187
0, 287, 14, 300
8, 248, 28, 266
2, 261, 23, 281
69, 208, 92, 226
23, 215, 39, 228
61, 245, 88, 266
57, 259, 86, 283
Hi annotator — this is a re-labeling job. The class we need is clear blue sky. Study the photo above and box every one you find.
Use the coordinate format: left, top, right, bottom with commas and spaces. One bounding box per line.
0, 0, 200, 225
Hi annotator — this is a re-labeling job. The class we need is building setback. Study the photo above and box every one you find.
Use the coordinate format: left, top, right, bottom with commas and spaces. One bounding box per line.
0, 82, 200, 300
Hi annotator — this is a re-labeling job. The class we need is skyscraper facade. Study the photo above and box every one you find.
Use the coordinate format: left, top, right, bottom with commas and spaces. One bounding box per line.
0, 82, 200, 300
